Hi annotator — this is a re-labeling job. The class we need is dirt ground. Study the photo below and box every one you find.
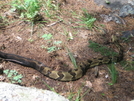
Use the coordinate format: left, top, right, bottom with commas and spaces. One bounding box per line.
0, 0, 134, 101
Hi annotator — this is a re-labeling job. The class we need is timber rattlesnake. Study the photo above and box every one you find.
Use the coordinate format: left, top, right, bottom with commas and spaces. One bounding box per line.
0, 40, 123, 81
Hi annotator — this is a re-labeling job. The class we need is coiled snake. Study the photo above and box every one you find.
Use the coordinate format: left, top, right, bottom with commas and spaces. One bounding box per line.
0, 39, 123, 81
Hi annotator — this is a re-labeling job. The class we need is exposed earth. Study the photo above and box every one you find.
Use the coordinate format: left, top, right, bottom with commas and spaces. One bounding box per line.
0, 0, 134, 101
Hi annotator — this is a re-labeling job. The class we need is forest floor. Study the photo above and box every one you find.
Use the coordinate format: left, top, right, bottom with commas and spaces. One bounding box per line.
0, 0, 134, 101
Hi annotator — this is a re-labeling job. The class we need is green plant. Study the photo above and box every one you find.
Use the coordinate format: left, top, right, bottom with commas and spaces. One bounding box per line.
47, 46, 57, 52
79, 9, 96, 29
68, 86, 91, 101
0, 16, 8, 27
41, 34, 62, 52
42, 0, 59, 19
101, 93, 106, 96
11, 0, 40, 22
108, 64, 118, 85
41, 33, 53, 40
120, 60, 134, 70
28, 38, 34, 42
54, 40, 62, 44
3, 69, 23, 83
66, 47, 78, 68
61, 29, 77, 41
89, 41, 119, 84
105, 0, 110, 4
43, 81, 56, 92
89, 41, 118, 57
45, 0, 59, 10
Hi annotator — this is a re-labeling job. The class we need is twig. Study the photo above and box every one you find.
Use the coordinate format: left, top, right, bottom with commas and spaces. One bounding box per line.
46, 20, 62, 27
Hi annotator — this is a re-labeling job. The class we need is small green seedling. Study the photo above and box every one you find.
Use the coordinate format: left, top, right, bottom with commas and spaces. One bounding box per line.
3, 69, 23, 83
47, 46, 56, 52
105, 0, 110, 4
28, 38, 34, 42
41, 36, 62, 52
53, 41, 62, 45
101, 93, 105, 96
41, 33, 53, 40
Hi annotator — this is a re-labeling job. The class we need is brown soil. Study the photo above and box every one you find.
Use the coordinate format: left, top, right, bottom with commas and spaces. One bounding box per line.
0, 0, 134, 101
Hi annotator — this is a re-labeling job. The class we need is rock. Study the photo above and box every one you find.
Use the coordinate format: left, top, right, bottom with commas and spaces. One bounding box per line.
100, 3, 134, 23
119, 4, 134, 17
0, 82, 69, 101
100, 14, 113, 22
100, 14, 124, 24
121, 30, 134, 39
128, 0, 134, 5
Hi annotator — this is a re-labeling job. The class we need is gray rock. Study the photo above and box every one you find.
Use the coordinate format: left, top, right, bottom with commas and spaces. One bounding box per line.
121, 30, 134, 39
100, 14, 113, 22
111, 14, 123, 23
0, 82, 69, 101
100, 14, 124, 24
94, 0, 128, 10
119, 4, 134, 17
128, 0, 134, 5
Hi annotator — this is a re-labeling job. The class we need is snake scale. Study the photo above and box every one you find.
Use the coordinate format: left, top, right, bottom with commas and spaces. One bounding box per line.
0, 40, 123, 81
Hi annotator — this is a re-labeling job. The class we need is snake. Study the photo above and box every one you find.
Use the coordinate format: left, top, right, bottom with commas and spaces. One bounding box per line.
0, 40, 123, 81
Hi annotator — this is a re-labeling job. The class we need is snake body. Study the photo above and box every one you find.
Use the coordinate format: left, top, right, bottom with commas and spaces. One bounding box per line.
0, 41, 123, 81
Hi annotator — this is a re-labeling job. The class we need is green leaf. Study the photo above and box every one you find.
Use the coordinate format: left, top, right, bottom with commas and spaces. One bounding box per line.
54, 41, 62, 45
41, 33, 53, 40
7, 72, 13, 78
13, 74, 23, 81
47, 46, 56, 52
3, 69, 9, 75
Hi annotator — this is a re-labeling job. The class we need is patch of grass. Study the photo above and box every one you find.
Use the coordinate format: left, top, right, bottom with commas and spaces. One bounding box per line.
42, 81, 56, 92
3, 69, 23, 84
11, 0, 41, 22
108, 64, 118, 85
79, 9, 96, 29
68, 86, 91, 101
74, 89, 81, 101
121, 36, 132, 43
89, 41, 118, 57
42, 0, 59, 19
120, 60, 134, 70
89, 41, 119, 84
0, 16, 8, 27
66, 47, 78, 69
